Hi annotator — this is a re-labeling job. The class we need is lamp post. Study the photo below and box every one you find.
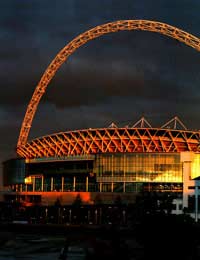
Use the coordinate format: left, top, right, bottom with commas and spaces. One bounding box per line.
122, 209, 126, 225
69, 209, 72, 224
95, 209, 98, 225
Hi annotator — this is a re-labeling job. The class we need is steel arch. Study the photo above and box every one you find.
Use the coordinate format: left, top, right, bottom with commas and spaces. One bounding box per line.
17, 19, 200, 151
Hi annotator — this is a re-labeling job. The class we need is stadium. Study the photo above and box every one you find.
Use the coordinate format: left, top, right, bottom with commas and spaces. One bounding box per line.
2, 20, 200, 223
3, 116, 200, 223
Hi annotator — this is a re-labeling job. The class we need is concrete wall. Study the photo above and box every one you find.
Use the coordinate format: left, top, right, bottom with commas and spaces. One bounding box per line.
181, 151, 200, 221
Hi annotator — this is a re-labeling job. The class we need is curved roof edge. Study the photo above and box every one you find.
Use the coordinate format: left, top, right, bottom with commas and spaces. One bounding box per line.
17, 126, 200, 159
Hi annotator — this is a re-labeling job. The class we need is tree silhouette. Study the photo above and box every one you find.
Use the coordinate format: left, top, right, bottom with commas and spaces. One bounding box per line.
72, 194, 82, 207
72, 194, 83, 224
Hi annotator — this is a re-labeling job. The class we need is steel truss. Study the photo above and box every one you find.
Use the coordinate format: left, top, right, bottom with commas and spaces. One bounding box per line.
17, 20, 200, 153
17, 127, 200, 159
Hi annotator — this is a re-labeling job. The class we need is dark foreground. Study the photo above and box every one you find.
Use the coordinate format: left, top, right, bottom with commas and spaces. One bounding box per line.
0, 214, 200, 260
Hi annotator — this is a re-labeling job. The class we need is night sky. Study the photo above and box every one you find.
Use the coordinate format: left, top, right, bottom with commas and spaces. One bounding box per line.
1, 0, 200, 162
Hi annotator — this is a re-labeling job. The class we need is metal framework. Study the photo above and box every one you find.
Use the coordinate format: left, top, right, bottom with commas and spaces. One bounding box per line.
17, 127, 200, 159
17, 19, 200, 152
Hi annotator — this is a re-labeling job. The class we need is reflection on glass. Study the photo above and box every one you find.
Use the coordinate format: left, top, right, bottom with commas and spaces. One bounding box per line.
96, 153, 182, 183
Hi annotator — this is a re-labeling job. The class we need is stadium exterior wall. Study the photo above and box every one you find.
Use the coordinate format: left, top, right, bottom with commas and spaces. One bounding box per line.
3, 126, 200, 221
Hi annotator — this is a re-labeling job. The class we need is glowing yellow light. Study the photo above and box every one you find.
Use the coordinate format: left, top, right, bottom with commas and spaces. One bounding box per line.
24, 176, 32, 184
191, 155, 200, 179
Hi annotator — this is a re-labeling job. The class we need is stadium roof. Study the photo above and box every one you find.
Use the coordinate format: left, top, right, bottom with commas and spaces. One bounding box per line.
16, 117, 200, 159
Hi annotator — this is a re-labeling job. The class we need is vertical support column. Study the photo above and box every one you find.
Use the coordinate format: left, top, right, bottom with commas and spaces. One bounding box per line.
41, 176, 44, 192
73, 176, 76, 191
86, 176, 88, 192
51, 177, 54, 191
112, 154, 113, 178
32, 177, 35, 192
123, 154, 126, 193
111, 154, 114, 193
100, 182, 102, 192
61, 177, 64, 192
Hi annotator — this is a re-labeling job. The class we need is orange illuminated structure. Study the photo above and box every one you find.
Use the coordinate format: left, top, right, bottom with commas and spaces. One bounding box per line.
7, 116, 200, 214
16, 19, 200, 151
17, 120, 200, 159
3, 20, 200, 221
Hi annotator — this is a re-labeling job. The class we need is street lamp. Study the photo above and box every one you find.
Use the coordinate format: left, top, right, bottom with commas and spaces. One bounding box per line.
69, 209, 72, 223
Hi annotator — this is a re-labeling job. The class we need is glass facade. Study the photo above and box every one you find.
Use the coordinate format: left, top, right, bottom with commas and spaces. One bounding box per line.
22, 159, 97, 192
95, 153, 182, 192
4, 153, 183, 193
3, 158, 26, 185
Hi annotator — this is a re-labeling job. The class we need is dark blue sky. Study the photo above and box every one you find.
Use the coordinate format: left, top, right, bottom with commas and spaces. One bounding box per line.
1, 0, 200, 160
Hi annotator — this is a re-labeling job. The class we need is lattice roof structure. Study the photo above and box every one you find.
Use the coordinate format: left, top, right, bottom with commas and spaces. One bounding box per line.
17, 117, 200, 159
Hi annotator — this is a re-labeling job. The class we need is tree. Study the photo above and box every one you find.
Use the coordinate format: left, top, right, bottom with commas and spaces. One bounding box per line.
72, 194, 83, 224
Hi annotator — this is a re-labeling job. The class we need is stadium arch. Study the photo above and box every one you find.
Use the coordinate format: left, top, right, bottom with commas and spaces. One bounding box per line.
17, 19, 200, 151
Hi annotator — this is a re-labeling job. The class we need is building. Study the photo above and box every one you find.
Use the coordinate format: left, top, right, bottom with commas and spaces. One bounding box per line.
1, 20, 200, 224
2, 116, 200, 222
